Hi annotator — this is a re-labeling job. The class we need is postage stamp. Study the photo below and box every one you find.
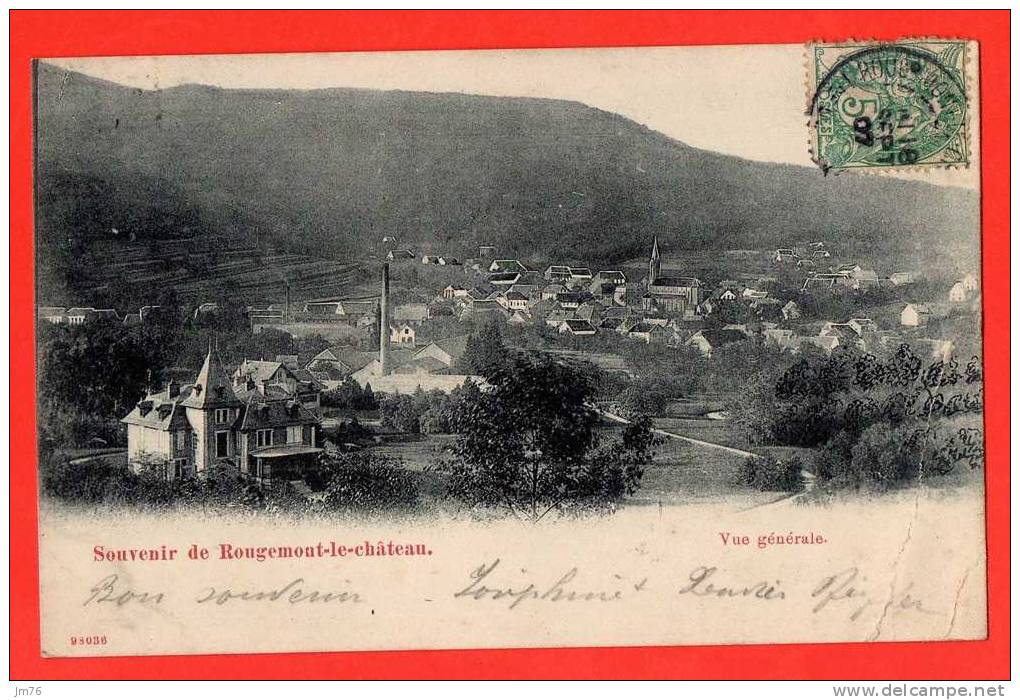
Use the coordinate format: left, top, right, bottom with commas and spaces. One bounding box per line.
808, 40, 969, 172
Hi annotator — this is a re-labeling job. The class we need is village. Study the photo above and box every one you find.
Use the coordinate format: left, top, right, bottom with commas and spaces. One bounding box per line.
42, 235, 981, 377
36, 231, 982, 500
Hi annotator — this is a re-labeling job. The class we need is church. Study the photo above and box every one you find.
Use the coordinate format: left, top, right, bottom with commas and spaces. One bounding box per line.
641, 236, 702, 315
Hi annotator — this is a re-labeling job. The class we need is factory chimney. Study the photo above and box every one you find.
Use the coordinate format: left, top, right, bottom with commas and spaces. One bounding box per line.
379, 263, 391, 376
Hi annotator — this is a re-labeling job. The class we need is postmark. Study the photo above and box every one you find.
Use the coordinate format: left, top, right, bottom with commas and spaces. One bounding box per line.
809, 41, 969, 172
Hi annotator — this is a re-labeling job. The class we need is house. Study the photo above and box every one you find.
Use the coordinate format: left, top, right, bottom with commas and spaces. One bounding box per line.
442, 284, 469, 300
574, 301, 606, 325
276, 354, 300, 370
722, 323, 753, 337
498, 290, 529, 311
459, 300, 510, 323
489, 259, 527, 274
421, 255, 442, 265
302, 298, 345, 315
392, 356, 450, 376
478, 246, 497, 259
122, 347, 321, 483
349, 348, 415, 385
558, 319, 597, 336
949, 281, 969, 302
438, 256, 461, 266
799, 335, 841, 355
684, 329, 747, 356
386, 249, 416, 261
305, 345, 377, 384
820, 324, 866, 351
567, 267, 593, 285
67, 307, 121, 325
849, 269, 880, 290
393, 303, 429, 325
591, 271, 627, 305
555, 291, 587, 310
390, 323, 416, 345
247, 302, 284, 318
541, 283, 567, 300
889, 272, 916, 286
545, 265, 572, 282
901, 303, 932, 327
467, 285, 498, 302
413, 335, 470, 369
802, 272, 852, 291
38, 306, 67, 324
527, 298, 555, 316
233, 358, 322, 414
626, 322, 661, 344
545, 308, 573, 328
774, 249, 799, 263
507, 309, 533, 325
488, 271, 522, 287
845, 318, 878, 336
781, 301, 801, 321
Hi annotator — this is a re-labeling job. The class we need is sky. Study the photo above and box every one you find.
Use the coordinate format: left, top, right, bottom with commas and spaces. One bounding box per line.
46, 45, 977, 189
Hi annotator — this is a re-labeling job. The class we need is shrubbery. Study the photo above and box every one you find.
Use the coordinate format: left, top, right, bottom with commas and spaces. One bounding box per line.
321, 377, 378, 411
316, 446, 419, 512
379, 383, 480, 435
733, 344, 985, 492
738, 453, 804, 492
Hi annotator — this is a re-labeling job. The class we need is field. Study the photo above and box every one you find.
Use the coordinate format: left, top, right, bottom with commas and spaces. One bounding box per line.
362, 425, 776, 511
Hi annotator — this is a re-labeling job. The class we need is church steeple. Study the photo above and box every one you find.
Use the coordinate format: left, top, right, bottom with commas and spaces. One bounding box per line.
649, 236, 662, 284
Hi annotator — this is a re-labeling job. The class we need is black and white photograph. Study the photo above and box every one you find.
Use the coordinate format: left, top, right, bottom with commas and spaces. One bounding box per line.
32, 44, 988, 656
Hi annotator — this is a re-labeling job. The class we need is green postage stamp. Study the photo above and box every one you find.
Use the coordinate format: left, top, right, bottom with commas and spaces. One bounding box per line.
809, 40, 970, 172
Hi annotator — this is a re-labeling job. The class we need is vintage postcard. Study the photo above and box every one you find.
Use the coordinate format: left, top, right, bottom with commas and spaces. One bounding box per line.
33, 41, 986, 659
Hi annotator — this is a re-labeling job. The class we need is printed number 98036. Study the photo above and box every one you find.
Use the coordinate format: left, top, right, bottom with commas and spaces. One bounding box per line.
69, 635, 107, 646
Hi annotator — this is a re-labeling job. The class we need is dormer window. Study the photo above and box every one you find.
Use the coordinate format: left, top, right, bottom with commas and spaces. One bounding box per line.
215, 408, 231, 424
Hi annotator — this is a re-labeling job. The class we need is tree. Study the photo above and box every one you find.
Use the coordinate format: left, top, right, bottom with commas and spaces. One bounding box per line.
733, 343, 986, 491
458, 318, 508, 377
38, 319, 160, 419
448, 352, 659, 520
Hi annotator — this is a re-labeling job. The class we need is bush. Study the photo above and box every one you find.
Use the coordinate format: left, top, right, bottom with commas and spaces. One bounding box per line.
617, 381, 669, 417
321, 377, 378, 411
41, 454, 137, 504
318, 447, 419, 512
738, 452, 804, 492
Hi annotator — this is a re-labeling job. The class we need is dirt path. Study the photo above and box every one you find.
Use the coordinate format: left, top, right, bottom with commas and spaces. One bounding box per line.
598, 408, 815, 507
597, 408, 761, 459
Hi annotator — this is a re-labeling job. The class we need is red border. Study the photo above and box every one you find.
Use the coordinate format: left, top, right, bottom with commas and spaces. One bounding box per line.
9, 10, 1010, 680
